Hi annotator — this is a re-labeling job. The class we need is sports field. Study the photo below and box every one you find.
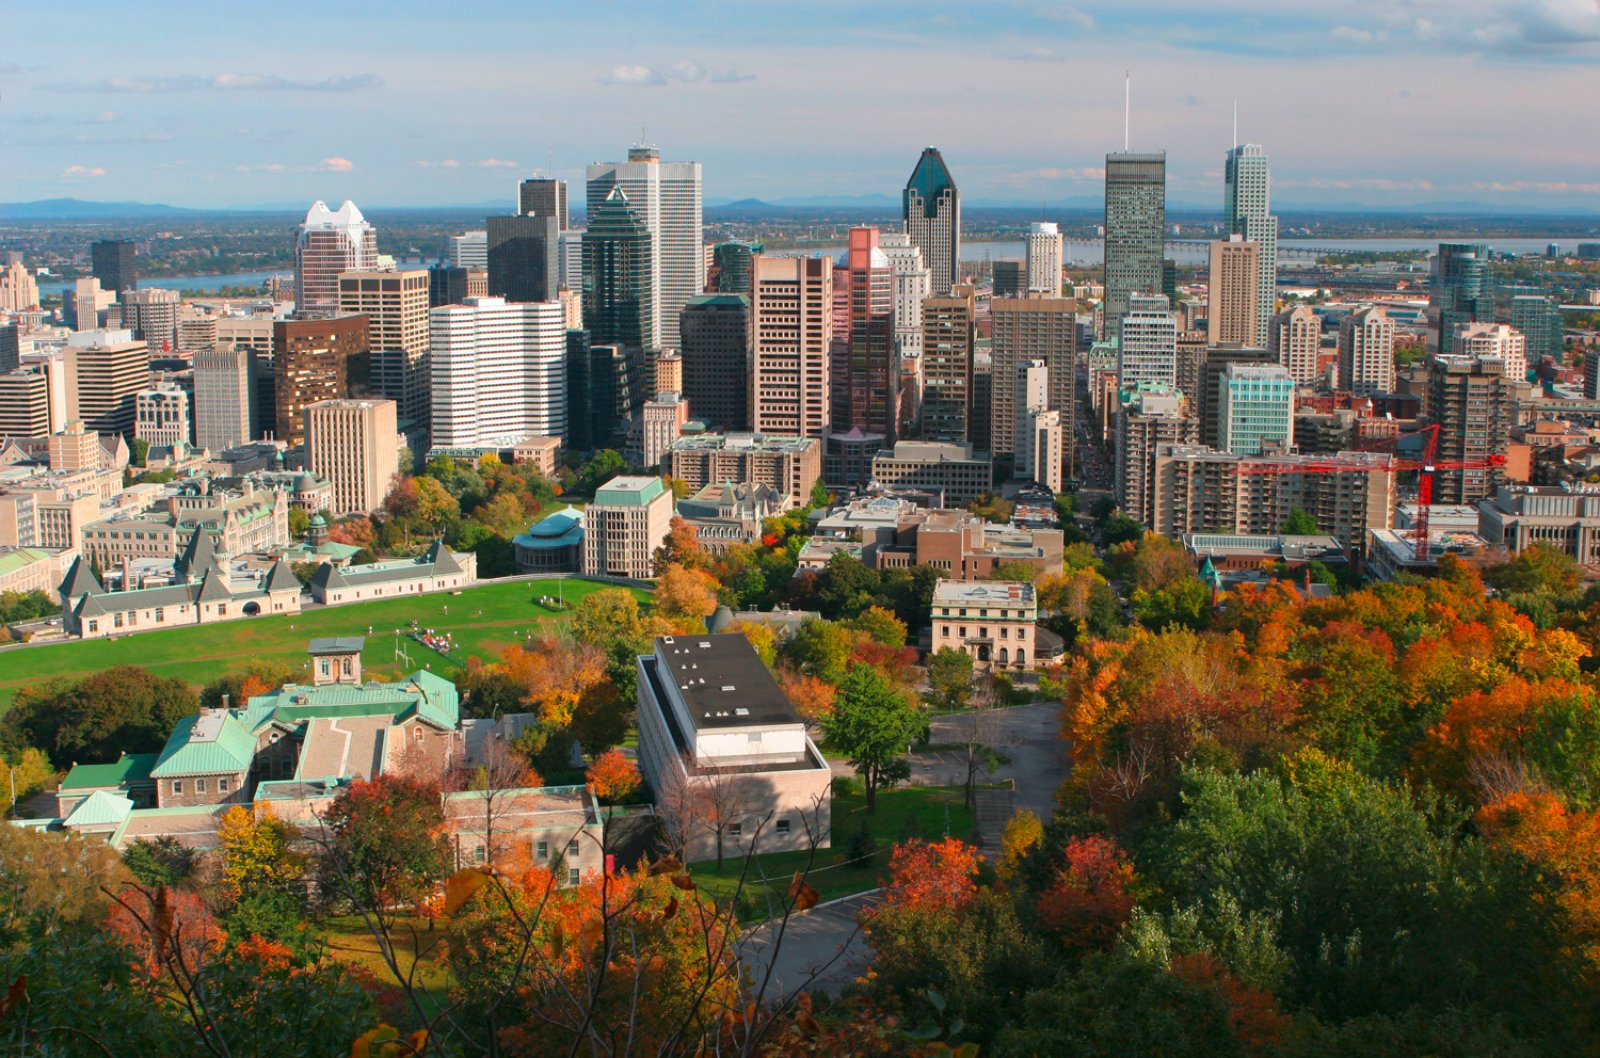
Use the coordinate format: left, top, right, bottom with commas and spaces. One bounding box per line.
0, 577, 648, 711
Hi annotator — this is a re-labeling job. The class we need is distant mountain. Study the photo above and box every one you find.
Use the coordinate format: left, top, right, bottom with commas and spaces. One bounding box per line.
0, 198, 208, 220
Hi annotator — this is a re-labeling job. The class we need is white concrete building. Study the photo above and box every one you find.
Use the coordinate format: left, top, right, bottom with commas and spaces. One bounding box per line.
1224, 143, 1279, 348
1025, 221, 1063, 294
1118, 295, 1178, 391
447, 230, 488, 270
429, 297, 567, 449
295, 200, 378, 314
1453, 321, 1528, 381
1270, 304, 1321, 385
1337, 306, 1395, 396
931, 580, 1038, 671
134, 386, 191, 449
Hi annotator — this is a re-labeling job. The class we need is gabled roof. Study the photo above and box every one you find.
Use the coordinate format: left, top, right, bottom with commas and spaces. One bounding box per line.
310, 561, 347, 591
60, 751, 158, 791
63, 789, 135, 828
264, 559, 301, 593
150, 711, 255, 778
195, 568, 232, 603
60, 556, 104, 599
425, 538, 463, 575
175, 529, 218, 582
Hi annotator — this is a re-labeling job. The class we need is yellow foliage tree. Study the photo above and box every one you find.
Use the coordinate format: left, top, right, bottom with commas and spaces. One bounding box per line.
217, 803, 305, 902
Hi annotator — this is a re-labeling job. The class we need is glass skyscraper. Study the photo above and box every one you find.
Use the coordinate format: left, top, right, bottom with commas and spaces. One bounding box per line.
903, 147, 961, 296
1224, 144, 1278, 348
1434, 243, 1489, 354
1103, 153, 1166, 341
582, 187, 655, 354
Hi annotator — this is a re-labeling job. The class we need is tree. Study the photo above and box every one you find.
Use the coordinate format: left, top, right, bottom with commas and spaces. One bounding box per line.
442, 736, 543, 870
1485, 543, 1581, 598
991, 560, 1040, 584
780, 618, 856, 685
411, 474, 460, 534
1101, 511, 1145, 546
199, 659, 295, 710
4, 666, 197, 765
653, 516, 706, 574
575, 449, 626, 495
844, 605, 908, 647
0, 824, 130, 926
585, 748, 642, 803
288, 505, 311, 538
1281, 507, 1320, 535
654, 563, 720, 631
998, 809, 1044, 881
129, 436, 150, 467
122, 835, 200, 887
927, 647, 975, 711
1036, 835, 1137, 955
217, 803, 306, 905
776, 666, 837, 723
823, 664, 927, 812
809, 479, 831, 509
322, 774, 452, 911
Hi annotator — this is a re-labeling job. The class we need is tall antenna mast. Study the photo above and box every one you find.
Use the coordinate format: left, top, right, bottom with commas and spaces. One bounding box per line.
1124, 71, 1131, 151
1232, 100, 1238, 149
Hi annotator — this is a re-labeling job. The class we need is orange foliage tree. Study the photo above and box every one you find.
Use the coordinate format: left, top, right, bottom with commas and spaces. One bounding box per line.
585, 748, 642, 802
1035, 835, 1136, 955
876, 837, 982, 917
776, 667, 837, 723
1478, 790, 1600, 969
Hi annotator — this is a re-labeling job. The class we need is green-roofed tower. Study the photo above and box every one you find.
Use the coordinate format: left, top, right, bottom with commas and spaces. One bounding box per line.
903, 147, 960, 295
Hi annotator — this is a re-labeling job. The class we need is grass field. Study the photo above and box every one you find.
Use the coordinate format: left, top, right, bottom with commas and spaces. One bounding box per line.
691, 785, 976, 913
0, 577, 649, 711
322, 914, 453, 1018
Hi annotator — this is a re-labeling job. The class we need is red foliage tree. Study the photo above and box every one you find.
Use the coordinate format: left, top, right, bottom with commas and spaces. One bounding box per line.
877, 837, 981, 917
1035, 835, 1136, 954
584, 748, 642, 803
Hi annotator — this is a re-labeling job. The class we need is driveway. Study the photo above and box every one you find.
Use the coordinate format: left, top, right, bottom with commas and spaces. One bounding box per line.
914, 700, 1067, 822
738, 891, 879, 1000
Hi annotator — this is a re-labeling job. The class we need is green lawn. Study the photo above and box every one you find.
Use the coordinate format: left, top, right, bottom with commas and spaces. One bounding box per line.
321, 914, 453, 1017
0, 578, 649, 711
692, 785, 976, 914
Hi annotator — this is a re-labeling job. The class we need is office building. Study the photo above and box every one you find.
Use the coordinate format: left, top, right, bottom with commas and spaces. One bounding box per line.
64, 329, 149, 439
295, 200, 378, 314
0, 323, 17, 375
582, 187, 655, 353
1433, 243, 1489, 353
73, 278, 114, 332
1427, 355, 1517, 506
1117, 295, 1178, 391
517, 177, 569, 229
1, 258, 40, 312
1479, 484, 1600, 564
641, 393, 688, 468
1453, 321, 1528, 381
487, 214, 561, 304
1197, 344, 1274, 450
305, 398, 399, 515
653, 351, 683, 396
663, 432, 822, 509
992, 260, 1025, 298
1271, 305, 1321, 385
869, 441, 993, 504
0, 367, 58, 439
1338, 307, 1395, 397
1500, 291, 1564, 362
751, 255, 833, 437
118, 288, 181, 353
990, 297, 1077, 462
1218, 362, 1294, 455
272, 314, 370, 446
429, 298, 567, 450
582, 474, 672, 578
193, 345, 254, 453
832, 227, 899, 444
903, 147, 961, 294
177, 317, 218, 356
1103, 152, 1166, 339
91, 240, 138, 295
931, 581, 1039, 672
448, 231, 489, 270
1223, 144, 1278, 347
921, 287, 976, 443
135, 387, 191, 449
880, 232, 931, 363
679, 294, 751, 431
429, 264, 470, 309
1026, 222, 1063, 294
586, 145, 703, 352
338, 269, 431, 423
1115, 386, 1193, 526
1206, 236, 1260, 345
1017, 408, 1065, 492
711, 241, 760, 295
635, 634, 832, 863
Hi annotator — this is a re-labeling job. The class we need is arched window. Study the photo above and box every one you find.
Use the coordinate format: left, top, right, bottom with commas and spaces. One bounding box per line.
998, 647, 1009, 665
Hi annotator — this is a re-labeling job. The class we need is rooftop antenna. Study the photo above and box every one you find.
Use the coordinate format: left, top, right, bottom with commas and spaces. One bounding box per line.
1232, 99, 1238, 149
1124, 71, 1131, 151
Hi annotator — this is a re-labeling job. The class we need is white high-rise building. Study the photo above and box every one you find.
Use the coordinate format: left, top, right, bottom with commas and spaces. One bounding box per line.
880, 233, 931, 363
586, 146, 704, 353
448, 231, 488, 270
1454, 321, 1528, 381
429, 297, 567, 449
1026, 222, 1063, 294
1224, 144, 1279, 348
1118, 295, 1178, 391
1338, 306, 1395, 396
193, 345, 253, 453
295, 201, 378, 313
559, 229, 585, 292
1270, 305, 1322, 385
0, 259, 39, 312
120, 287, 181, 353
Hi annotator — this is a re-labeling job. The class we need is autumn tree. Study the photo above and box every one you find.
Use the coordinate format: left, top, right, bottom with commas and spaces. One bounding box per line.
585, 748, 642, 803
927, 647, 975, 710
217, 803, 306, 905
823, 664, 927, 812
1036, 835, 1137, 955
998, 809, 1044, 882
776, 666, 837, 724
780, 617, 857, 685
652, 516, 706, 574
845, 604, 909, 647
322, 774, 451, 913
199, 659, 295, 709
654, 563, 721, 632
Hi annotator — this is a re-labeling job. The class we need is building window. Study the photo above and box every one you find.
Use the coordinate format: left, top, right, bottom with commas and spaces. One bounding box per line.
775, 818, 791, 835
567, 840, 579, 857
196, 778, 207, 794
537, 841, 549, 859
154, 607, 164, 622
474, 845, 487, 864
959, 627, 967, 638
942, 625, 950, 636
568, 868, 581, 886
172, 781, 183, 795
218, 778, 229, 793
1017, 628, 1026, 640
728, 823, 742, 839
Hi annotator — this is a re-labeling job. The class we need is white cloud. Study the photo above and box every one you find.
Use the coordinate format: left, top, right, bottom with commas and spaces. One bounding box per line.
62, 164, 106, 177
320, 156, 355, 172
53, 73, 382, 93
599, 61, 755, 87
413, 159, 462, 169
473, 158, 519, 169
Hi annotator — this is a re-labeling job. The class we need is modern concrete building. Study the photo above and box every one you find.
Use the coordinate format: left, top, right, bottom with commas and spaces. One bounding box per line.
0, 367, 60, 439
448, 231, 489, 270
1115, 386, 1194, 527
903, 147, 961, 294
1270, 304, 1322, 385
751, 256, 833, 437
338, 269, 430, 425
992, 259, 1025, 298
1337, 306, 1395, 397
1017, 408, 1065, 492
1217, 362, 1294, 456
1206, 236, 1260, 346
920, 287, 977, 443
679, 294, 751, 432
72, 278, 115, 332
192, 345, 254, 454
1223, 143, 1279, 347
1478, 484, 1600, 564
635, 634, 832, 863
661, 433, 822, 509
1104, 152, 1166, 339
1117, 295, 1178, 391
295, 200, 378, 314
273, 314, 370, 446
517, 177, 569, 229
832, 227, 899, 444
1453, 321, 1528, 381
989, 297, 1077, 462
880, 233, 931, 365
1426, 355, 1517, 506
1026, 222, 1063, 294
869, 441, 993, 505
120, 288, 181, 353
64, 329, 149, 439
582, 474, 672, 579
641, 392, 688, 468
586, 145, 703, 352
931, 580, 1038, 671
134, 387, 191, 449
429, 297, 567, 451
304, 398, 399, 515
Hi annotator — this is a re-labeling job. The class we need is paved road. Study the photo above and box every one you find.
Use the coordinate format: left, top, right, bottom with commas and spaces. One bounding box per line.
738, 891, 879, 999
915, 700, 1068, 823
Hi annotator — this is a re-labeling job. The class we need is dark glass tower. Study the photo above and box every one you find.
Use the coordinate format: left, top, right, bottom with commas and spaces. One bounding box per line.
903, 147, 961, 295
1103, 152, 1166, 340
680, 293, 752, 430
712, 241, 761, 295
517, 178, 569, 230
582, 187, 655, 353
91, 240, 138, 295
1434, 242, 1488, 354
486, 214, 560, 303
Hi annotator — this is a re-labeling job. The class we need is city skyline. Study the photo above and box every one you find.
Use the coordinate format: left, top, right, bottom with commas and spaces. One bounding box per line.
3, 1, 1599, 211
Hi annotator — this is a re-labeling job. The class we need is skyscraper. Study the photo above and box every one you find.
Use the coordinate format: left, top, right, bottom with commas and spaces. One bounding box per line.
992, 260, 1026, 298
193, 345, 254, 453
1206, 236, 1260, 346
903, 147, 961, 295
1026, 222, 1063, 294
712, 242, 760, 295
295, 201, 378, 314
1433, 243, 1489, 354
90, 240, 138, 295
517, 177, 569, 229
1224, 143, 1279, 347
119, 287, 181, 353
273, 314, 371, 445
582, 187, 655, 354
1338, 306, 1395, 396
751, 255, 833, 437
0, 322, 18, 374
990, 298, 1077, 463
679, 294, 752, 431
486, 214, 561, 304
1427, 355, 1516, 505
921, 286, 976, 443
1103, 152, 1166, 339
429, 297, 567, 449
586, 145, 703, 352
1117, 295, 1178, 391
305, 398, 399, 515
1453, 321, 1528, 381
1270, 305, 1322, 385
0, 258, 39, 312
338, 268, 431, 424
880, 233, 931, 364
63, 330, 150, 439
448, 231, 489, 270
832, 227, 899, 444
1218, 363, 1294, 455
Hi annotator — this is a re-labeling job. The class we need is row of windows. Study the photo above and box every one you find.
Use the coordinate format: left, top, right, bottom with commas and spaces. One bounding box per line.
169, 776, 231, 796
942, 625, 1027, 640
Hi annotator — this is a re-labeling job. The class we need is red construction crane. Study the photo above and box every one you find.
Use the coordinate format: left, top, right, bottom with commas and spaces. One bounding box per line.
1232, 424, 1506, 563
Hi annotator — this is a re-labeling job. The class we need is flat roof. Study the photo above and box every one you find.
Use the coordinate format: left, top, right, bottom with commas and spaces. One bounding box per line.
933, 580, 1036, 605
654, 634, 800, 730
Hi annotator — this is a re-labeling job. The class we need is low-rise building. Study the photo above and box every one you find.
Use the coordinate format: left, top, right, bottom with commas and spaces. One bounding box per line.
1367, 527, 1496, 581
674, 482, 783, 554
513, 506, 585, 573
80, 478, 288, 569
635, 634, 832, 863
869, 441, 993, 505
662, 433, 821, 510
582, 475, 672, 580
309, 539, 476, 604
511, 436, 562, 477
1181, 533, 1349, 573
1478, 483, 1600, 565
930, 580, 1038, 672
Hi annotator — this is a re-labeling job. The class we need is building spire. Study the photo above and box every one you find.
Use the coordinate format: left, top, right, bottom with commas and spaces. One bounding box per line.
1232, 99, 1239, 149
1124, 71, 1131, 151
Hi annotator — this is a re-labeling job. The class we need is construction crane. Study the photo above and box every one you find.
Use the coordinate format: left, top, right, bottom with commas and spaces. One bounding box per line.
1232, 424, 1506, 564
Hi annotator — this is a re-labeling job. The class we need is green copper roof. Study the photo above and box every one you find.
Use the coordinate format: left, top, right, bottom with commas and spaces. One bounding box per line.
592, 475, 666, 507
0, 548, 49, 577
904, 147, 957, 218
238, 669, 459, 735
63, 790, 135, 828
150, 711, 255, 778
60, 752, 158, 790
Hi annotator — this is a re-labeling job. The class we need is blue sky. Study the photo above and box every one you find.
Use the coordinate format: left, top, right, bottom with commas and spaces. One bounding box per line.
3, 0, 1598, 211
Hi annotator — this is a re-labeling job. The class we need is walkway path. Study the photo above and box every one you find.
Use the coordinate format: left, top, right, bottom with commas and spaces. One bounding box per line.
738, 890, 880, 1000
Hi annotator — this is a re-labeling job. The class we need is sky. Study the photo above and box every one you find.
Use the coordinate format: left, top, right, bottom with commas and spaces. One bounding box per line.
2, 0, 1598, 212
